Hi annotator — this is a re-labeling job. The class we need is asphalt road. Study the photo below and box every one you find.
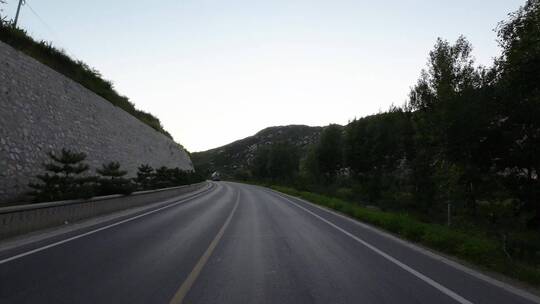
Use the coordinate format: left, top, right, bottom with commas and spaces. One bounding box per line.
0, 182, 538, 304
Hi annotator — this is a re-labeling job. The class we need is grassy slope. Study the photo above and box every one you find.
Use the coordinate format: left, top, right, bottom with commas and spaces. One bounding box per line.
268, 185, 540, 286
0, 22, 172, 139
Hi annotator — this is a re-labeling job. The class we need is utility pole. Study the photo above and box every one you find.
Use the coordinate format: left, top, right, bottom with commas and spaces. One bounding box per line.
13, 0, 24, 27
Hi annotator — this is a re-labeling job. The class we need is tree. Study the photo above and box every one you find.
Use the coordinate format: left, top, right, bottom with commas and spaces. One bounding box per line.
153, 166, 172, 188
168, 167, 190, 185
407, 36, 487, 214
316, 124, 344, 182
300, 146, 321, 184
344, 110, 413, 204
29, 149, 94, 202
96, 162, 133, 195
149, 166, 201, 188
266, 143, 300, 183
251, 143, 300, 183
493, 0, 540, 226
135, 164, 155, 190
251, 147, 271, 180
408, 36, 477, 112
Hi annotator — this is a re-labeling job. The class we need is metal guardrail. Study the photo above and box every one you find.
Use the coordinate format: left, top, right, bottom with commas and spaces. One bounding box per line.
0, 182, 208, 240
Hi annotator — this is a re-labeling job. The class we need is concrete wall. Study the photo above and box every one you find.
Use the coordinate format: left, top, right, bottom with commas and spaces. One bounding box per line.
0, 41, 193, 203
0, 182, 208, 240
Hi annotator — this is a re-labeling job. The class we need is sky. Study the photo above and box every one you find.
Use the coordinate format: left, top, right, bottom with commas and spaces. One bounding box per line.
2, 0, 525, 152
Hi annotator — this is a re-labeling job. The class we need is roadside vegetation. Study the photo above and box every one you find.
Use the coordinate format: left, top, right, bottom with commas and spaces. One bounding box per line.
0, 19, 172, 138
29, 149, 203, 202
218, 0, 540, 285
271, 185, 540, 285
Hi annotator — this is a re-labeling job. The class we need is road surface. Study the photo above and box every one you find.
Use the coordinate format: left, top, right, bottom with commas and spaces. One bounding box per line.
0, 182, 538, 303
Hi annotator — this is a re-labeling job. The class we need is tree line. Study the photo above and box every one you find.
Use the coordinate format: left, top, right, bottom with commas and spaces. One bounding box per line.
250, 0, 540, 240
29, 149, 203, 203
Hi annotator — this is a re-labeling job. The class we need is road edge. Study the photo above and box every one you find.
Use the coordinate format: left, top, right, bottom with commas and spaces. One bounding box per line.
0, 182, 215, 258
259, 184, 540, 304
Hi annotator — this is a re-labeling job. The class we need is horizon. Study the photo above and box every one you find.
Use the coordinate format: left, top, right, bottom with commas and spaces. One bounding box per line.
2, 0, 524, 152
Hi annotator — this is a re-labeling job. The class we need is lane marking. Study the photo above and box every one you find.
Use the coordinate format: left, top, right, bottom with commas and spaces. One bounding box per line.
0, 184, 216, 265
271, 191, 473, 304
169, 190, 241, 304
271, 189, 540, 304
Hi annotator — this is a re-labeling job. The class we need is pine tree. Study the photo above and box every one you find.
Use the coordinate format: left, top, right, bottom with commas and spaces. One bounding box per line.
153, 166, 175, 189
29, 149, 94, 202
135, 164, 155, 190
96, 162, 134, 195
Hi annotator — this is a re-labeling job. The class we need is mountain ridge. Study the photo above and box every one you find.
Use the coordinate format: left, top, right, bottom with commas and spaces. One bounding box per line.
192, 125, 325, 178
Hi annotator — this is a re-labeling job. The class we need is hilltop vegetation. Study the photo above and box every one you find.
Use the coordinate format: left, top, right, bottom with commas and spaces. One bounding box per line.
198, 0, 540, 283
0, 20, 172, 138
192, 125, 322, 178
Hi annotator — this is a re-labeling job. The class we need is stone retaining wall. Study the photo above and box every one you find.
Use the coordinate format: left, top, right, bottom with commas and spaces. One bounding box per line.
0, 41, 193, 203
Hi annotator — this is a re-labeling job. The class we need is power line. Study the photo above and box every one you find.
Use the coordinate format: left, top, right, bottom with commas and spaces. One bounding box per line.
15, 0, 62, 45
25, 1, 57, 37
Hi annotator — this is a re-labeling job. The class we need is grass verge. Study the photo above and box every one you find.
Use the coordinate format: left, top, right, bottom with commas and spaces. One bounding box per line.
270, 185, 540, 287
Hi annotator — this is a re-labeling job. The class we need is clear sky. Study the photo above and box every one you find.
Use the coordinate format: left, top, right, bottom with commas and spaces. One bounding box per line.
2, 0, 525, 152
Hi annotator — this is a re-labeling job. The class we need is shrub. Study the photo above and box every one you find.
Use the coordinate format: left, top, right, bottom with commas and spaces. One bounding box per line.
336, 187, 354, 201
270, 185, 540, 285
400, 222, 426, 241
421, 226, 463, 254
456, 238, 500, 265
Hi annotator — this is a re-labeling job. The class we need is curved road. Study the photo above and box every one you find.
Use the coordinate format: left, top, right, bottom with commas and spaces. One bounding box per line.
0, 182, 538, 303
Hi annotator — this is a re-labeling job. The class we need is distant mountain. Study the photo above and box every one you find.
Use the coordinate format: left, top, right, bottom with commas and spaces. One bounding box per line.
192, 125, 323, 178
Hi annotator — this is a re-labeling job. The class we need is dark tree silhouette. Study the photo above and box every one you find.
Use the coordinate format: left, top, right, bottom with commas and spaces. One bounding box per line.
96, 162, 133, 195
29, 149, 94, 202
135, 164, 155, 190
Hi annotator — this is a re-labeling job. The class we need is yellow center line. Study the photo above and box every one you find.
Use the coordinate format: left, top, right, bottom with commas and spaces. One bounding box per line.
169, 190, 241, 304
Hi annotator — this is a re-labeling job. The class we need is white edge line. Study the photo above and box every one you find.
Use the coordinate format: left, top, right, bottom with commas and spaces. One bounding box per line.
0, 184, 216, 265
269, 188, 540, 304
270, 190, 473, 304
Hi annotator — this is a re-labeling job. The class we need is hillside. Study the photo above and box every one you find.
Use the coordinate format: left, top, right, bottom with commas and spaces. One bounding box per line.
192, 125, 323, 178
